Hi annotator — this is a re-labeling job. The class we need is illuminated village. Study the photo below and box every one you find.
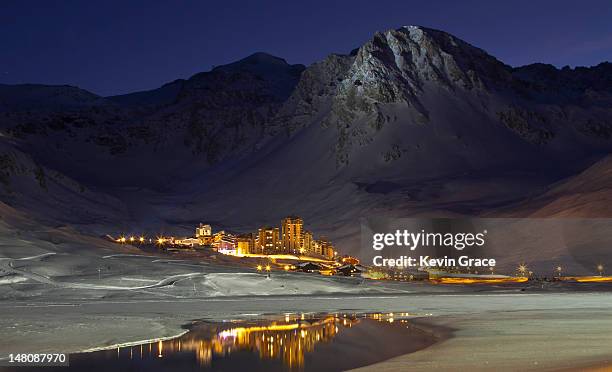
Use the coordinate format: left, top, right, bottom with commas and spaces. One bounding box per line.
110, 216, 612, 284
111, 216, 363, 276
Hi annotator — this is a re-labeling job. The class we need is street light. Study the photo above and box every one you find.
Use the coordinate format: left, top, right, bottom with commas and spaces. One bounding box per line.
256, 265, 263, 272
265, 265, 271, 272
597, 264, 604, 276
555, 266, 563, 277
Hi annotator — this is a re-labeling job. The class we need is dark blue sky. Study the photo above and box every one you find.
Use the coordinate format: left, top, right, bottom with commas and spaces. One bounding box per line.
2, 0, 611, 96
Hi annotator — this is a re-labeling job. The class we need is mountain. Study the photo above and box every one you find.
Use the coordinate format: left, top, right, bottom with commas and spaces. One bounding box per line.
1, 26, 611, 260
107, 79, 185, 107
512, 62, 612, 104
0, 84, 111, 111
175, 26, 612, 226
0, 52, 305, 189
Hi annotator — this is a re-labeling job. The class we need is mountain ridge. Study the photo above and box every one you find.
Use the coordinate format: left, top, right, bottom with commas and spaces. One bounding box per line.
1, 25, 611, 261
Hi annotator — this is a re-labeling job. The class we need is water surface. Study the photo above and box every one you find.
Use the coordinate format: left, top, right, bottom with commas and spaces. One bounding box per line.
15, 313, 440, 371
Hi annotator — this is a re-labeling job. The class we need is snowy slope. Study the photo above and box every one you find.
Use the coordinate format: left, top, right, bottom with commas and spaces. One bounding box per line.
492, 155, 612, 218
0, 139, 128, 232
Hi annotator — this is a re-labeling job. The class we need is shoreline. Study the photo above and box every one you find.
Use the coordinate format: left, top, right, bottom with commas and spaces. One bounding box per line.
77, 312, 452, 354
79, 330, 189, 353
66, 314, 451, 371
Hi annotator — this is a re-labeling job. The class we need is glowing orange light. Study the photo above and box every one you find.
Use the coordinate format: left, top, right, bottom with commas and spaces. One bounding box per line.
434, 277, 529, 284
561, 276, 612, 283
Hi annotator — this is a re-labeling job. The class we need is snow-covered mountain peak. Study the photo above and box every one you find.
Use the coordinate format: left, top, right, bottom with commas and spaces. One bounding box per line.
350, 26, 511, 95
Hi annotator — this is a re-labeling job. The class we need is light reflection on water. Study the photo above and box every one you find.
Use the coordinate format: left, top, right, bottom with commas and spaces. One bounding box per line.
113, 312, 415, 369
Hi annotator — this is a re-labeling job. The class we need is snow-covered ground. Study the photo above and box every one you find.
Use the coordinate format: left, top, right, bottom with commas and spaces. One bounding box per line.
2, 285, 612, 371
2, 196, 612, 370
2, 223, 612, 371
353, 300, 612, 371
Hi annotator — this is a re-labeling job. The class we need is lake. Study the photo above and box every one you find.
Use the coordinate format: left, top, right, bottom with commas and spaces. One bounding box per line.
9, 313, 440, 371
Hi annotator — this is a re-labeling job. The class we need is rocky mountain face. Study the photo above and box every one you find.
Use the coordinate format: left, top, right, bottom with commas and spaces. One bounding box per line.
1, 26, 611, 249
513, 62, 612, 100
173, 52, 305, 161
309, 25, 513, 165
0, 53, 305, 188
326, 26, 511, 143
272, 26, 611, 179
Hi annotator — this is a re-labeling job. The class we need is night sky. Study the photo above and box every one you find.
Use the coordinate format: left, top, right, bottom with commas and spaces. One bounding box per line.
2, 0, 611, 96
